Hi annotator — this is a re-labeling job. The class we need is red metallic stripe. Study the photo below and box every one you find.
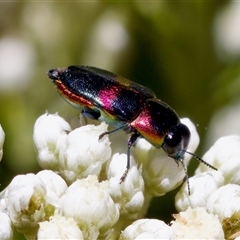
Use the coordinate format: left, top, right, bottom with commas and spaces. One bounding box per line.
55, 80, 94, 107
98, 86, 119, 112
130, 107, 164, 147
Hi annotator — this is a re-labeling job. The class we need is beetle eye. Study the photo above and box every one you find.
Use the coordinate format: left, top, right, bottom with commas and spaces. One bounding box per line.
162, 123, 190, 160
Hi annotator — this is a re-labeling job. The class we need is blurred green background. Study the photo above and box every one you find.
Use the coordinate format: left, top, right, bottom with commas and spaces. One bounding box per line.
1, 0, 240, 233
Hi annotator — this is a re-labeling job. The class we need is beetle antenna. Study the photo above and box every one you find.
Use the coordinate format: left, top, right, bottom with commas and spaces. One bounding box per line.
184, 150, 217, 171
179, 151, 217, 195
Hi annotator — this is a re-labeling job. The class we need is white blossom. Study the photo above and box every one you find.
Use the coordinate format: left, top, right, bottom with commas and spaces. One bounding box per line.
82, 10, 129, 70
33, 113, 71, 171
60, 175, 119, 240
195, 135, 240, 185
207, 184, 240, 222
134, 118, 199, 196
7, 112, 232, 239
5, 173, 47, 238
58, 122, 112, 184
38, 211, 83, 239
120, 219, 175, 239
181, 118, 200, 152
0, 198, 6, 212
0, 211, 13, 240
36, 170, 67, 208
107, 153, 144, 218
175, 171, 224, 211
171, 207, 224, 239
214, 1, 240, 58
0, 125, 5, 162
107, 153, 145, 237
0, 37, 35, 91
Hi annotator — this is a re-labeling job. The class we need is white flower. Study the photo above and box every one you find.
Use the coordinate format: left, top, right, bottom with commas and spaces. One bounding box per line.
60, 175, 119, 240
134, 118, 199, 196
5, 173, 47, 238
0, 198, 6, 212
120, 219, 175, 239
38, 211, 83, 239
195, 135, 240, 185
36, 170, 67, 209
0, 211, 13, 240
232, 233, 240, 240
207, 184, 240, 222
107, 153, 144, 219
0, 37, 35, 91
0, 125, 5, 162
214, 1, 240, 58
59, 122, 112, 184
171, 207, 224, 239
33, 113, 71, 171
107, 153, 145, 237
175, 171, 224, 211
182, 118, 200, 152
10, 112, 223, 238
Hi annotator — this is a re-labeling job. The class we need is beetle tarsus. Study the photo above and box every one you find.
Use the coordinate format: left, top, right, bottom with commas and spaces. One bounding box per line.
180, 158, 191, 195
99, 132, 107, 140
119, 168, 129, 183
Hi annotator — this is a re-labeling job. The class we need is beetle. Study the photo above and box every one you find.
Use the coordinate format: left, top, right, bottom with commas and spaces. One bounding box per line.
47, 65, 217, 194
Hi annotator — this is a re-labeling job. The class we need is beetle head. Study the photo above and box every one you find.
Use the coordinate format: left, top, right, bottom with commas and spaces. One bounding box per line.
47, 69, 64, 81
162, 122, 217, 194
162, 123, 190, 160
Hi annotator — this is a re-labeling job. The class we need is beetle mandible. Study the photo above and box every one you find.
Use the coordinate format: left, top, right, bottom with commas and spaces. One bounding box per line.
47, 65, 217, 194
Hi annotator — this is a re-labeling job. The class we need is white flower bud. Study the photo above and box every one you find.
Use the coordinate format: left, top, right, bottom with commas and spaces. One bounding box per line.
0, 211, 13, 240
107, 153, 144, 219
0, 125, 5, 162
60, 175, 119, 239
181, 118, 200, 153
207, 184, 240, 222
0, 198, 6, 212
36, 170, 67, 208
135, 118, 199, 196
171, 207, 224, 239
195, 135, 240, 185
5, 174, 47, 237
33, 113, 71, 171
120, 219, 175, 239
59, 122, 111, 184
38, 211, 83, 239
175, 171, 224, 211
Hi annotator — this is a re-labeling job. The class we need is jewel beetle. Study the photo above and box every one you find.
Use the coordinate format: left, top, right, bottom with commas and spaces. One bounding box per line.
47, 65, 217, 194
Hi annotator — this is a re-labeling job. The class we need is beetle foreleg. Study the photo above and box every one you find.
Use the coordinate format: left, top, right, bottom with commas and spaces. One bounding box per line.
179, 158, 191, 195
119, 132, 140, 183
81, 107, 101, 120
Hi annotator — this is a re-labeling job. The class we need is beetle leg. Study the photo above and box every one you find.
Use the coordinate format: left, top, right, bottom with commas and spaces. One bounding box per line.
81, 107, 101, 120
119, 131, 140, 183
98, 124, 129, 140
179, 158, 191, 195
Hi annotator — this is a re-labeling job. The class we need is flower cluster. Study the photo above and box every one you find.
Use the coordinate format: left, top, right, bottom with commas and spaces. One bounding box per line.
175, 135, 240, 239
0, 113, 239, 239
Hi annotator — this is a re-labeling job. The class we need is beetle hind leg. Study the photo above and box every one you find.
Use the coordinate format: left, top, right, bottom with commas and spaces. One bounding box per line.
97, 123, 140, 183
119, 132, 140, 183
